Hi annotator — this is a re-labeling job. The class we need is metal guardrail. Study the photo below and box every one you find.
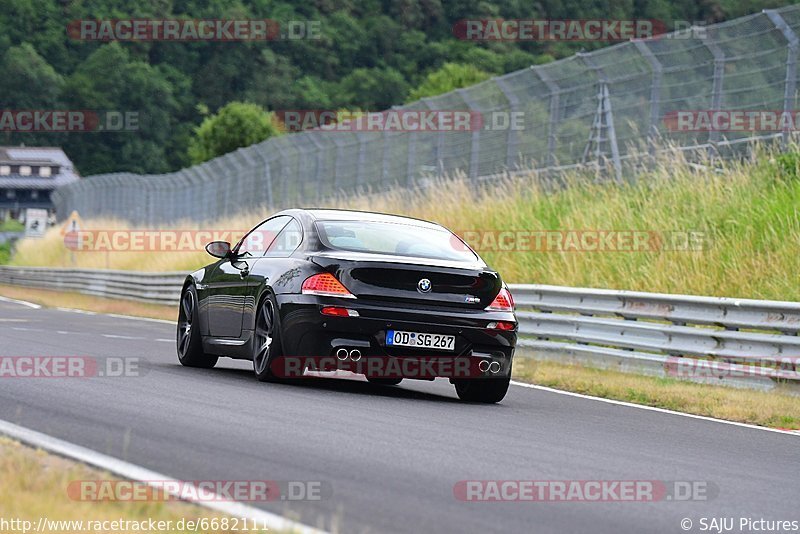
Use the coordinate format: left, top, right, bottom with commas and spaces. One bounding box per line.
1, 266, 798, 392
509, 284, 800, 392
0, 266, 185, 306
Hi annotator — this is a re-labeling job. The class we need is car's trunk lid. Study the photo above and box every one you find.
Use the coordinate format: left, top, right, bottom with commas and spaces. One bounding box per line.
311, 251, 501, 309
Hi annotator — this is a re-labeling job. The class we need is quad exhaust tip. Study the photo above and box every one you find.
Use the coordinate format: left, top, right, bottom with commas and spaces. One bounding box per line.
488, 361, 501, 373
336, 348, 349, 361
349, 349, 362, 362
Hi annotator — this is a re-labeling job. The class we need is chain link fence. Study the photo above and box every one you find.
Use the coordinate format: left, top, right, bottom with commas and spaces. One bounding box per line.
54, 6, 800, 225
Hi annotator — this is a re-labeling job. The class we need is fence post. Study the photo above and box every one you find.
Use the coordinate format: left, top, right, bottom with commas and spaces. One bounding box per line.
494, 74, 521, 170
633, 40, 663, 159
534, 67, 560, 167
580, 53, 623, 182
765, 9, 799, 149
700, 29, 726, 155
420, 97, 445, 179
456, 88, 480, 181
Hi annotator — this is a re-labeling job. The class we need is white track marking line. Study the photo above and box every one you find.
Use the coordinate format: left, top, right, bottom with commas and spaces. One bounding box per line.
511, 381, 799, 437
0, 295, 41, 309
57, 307, 96, 315
0, 419, 329, 534
10, 302, 798, 438
3, 298, 173, 324
47, 306, 173, 324
105, 313, 174, 324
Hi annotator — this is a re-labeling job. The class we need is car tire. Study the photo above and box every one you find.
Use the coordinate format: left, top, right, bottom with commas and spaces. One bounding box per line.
253, 293, 283, 382
177, 285, 218, 369
366, 377, 403, 386
453, 375, 510, 403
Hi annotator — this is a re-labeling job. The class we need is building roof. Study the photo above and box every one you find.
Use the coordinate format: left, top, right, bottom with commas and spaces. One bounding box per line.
0, 146, 80, 189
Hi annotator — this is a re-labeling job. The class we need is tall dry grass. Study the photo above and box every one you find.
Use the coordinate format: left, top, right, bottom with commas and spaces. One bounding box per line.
11, 148, 800, 300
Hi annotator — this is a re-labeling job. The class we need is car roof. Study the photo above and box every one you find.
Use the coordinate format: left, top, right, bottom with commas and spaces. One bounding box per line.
294, 209, 446, 230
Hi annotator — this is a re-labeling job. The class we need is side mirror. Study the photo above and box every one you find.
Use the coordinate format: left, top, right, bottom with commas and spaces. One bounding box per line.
205, 241, 231, 259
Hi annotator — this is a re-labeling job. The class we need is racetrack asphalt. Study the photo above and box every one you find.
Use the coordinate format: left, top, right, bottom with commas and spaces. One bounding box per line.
0, 299, 796, 534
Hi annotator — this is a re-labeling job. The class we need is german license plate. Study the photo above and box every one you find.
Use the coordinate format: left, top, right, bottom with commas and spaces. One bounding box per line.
385, 330, 455, 351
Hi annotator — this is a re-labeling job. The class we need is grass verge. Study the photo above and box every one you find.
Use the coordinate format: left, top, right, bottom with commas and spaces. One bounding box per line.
0, 437, 239, 533
10, 148, 800, 300
513, 358, 800, 430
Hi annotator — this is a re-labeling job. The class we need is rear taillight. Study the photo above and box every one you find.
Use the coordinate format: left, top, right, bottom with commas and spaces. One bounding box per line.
485, 287, 514, 312
302, 273, 356, 299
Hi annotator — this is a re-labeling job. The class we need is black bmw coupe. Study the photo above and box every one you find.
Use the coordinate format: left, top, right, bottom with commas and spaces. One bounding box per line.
177, 209, 517, 403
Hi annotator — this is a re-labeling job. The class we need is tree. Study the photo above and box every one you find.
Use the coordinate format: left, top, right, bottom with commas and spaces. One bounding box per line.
336, 67, 409, 110
187, 101, 282, 164
407, 62, 491, 102
0, 43, 63, 108
0, 43, 65, 147
60, 43, 190, 175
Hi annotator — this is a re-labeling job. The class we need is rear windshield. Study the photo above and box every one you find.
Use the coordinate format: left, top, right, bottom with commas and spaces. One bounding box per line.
315, 220, 479, 263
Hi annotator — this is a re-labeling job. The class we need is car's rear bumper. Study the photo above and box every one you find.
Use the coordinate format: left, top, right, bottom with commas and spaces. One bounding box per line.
274, 294, 516, 380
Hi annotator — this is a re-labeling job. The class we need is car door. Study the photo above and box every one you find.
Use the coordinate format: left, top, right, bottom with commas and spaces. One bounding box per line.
206, 216, 291, 338
240, 217, 304, 331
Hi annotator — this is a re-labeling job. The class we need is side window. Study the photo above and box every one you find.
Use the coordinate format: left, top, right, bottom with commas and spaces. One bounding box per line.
265, 219, 303, 257
236, 216, 290, 257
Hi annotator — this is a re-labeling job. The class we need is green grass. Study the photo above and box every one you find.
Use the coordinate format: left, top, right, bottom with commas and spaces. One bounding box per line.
0, 219, 24, 232
0, 243, 11, 264
513, 359, 800, 428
